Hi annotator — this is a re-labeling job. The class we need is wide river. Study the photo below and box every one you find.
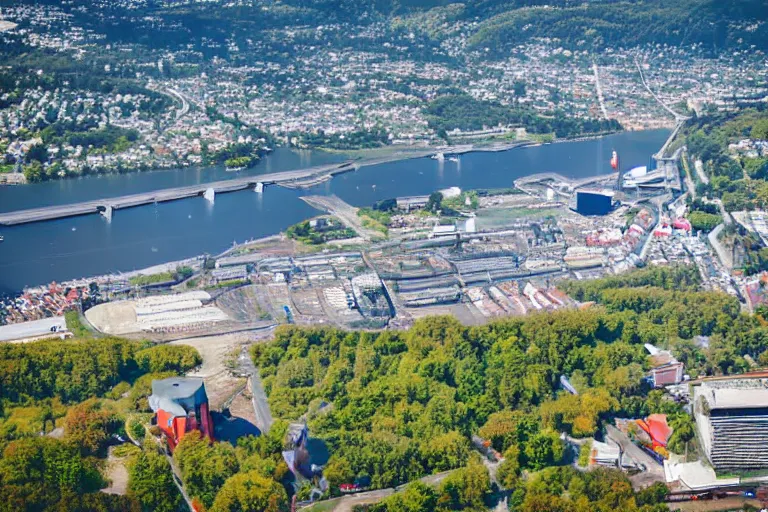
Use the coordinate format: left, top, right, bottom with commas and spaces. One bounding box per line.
0, 129, 669, 293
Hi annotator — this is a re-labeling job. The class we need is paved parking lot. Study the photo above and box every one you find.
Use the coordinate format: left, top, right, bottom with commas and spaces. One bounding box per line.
0, 316, 65, 342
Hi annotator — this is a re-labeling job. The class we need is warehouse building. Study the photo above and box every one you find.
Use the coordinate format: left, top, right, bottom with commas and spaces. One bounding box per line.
693, 376, 768, 470
573, 189, 614, 216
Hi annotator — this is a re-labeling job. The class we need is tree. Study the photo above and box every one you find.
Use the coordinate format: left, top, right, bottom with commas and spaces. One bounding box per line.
323, 456, 355, 490
23, 161, 43, 183
174, 431, 239, 509
419, 431, 469, 472
513, 81, 527, 98
667, 413, 695, 454
374, 481, 437, 512
209, 470, 288, 512
751, 118, 768, 140
128, 448, 183, 512
134, 345, 201, 374
496, 444, 521, 489
523, 430, 564, 471
425, 192, 443, 213
64, 399, 119, 457
478, 410, 523, 452
436, 455, 490, 510
25, 143, 48, 164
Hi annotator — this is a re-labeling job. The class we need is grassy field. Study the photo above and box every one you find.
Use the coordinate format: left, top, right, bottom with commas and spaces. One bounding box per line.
129, 271, 175, 286
475, 207, 563, 230
303, 501, 340, 512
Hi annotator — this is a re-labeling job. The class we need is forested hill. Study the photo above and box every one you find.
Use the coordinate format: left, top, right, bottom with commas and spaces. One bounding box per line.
265, 0, 766, 52
24, 0, 768, 54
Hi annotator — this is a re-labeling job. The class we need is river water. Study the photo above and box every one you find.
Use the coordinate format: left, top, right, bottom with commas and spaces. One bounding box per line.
0, 129, 669, 292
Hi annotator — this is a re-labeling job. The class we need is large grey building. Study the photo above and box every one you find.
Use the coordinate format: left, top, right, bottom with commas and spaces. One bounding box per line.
694, 377, 768, 471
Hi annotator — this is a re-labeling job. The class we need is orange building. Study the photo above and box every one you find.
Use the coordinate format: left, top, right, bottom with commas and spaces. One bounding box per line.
149, 377, 214, 450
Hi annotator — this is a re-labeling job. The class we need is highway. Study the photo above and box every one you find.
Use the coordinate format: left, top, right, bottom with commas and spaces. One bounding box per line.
0, 162, 353, 226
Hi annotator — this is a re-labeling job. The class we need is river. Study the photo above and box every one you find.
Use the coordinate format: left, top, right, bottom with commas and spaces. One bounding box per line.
0, 129, 669, 293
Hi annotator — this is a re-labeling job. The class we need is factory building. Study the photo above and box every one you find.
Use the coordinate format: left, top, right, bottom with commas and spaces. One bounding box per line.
149, 377, 214, 450
693, 377, 768, 470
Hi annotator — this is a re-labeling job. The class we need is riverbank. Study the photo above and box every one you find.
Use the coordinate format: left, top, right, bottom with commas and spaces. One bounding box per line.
0, 129, 671, 293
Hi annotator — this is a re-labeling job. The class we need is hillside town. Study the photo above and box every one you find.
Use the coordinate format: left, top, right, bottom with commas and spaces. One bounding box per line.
1, 3, 766, 182
5, 1, 768, 511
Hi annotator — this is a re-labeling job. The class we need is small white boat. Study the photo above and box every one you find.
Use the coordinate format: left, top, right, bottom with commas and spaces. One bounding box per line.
0, 235, 4, 242
448, 156, 459, 163
431, 152, 445, 161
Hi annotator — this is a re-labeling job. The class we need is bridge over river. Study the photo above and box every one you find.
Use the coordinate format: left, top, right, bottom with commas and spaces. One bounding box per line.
0, 162, 354, 226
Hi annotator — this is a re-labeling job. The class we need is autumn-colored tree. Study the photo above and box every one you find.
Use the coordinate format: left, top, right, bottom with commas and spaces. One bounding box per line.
209, 470, 288, 512
64, 399, 119, 456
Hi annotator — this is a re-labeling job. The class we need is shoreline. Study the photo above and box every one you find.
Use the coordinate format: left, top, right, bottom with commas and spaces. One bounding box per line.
0, 129, 627, 192
1, 129, 668, 295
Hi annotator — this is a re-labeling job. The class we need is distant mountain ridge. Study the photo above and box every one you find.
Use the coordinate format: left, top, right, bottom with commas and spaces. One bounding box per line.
14, 0, 768, 54
169, 0, 768, 53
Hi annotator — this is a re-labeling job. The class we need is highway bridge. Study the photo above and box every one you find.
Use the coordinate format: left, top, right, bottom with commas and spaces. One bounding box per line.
0, 162, 354, 226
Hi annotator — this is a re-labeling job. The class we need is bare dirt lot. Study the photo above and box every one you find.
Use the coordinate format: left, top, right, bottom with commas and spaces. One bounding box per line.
406, 303, 485, 325
101, 446, 129, 496
85, 301, 137, 335
171, 333, 248, 409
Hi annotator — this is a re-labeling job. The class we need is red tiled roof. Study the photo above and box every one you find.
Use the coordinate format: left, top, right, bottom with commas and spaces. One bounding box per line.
637, 414, 672, 447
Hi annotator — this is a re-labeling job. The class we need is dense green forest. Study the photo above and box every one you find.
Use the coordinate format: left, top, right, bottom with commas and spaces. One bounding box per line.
250, 265, 760, 506
156, 0, 768, 53
360, 466, 669, 512
0, 337, 201, 510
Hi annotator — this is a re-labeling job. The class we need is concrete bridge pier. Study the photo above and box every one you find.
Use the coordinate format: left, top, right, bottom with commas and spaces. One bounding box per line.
99, 205, 113, 222
254, 182, 264, 194
203, 187, 215, 204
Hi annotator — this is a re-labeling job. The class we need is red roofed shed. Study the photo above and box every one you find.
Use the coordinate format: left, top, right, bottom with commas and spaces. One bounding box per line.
636, 414, 672, 449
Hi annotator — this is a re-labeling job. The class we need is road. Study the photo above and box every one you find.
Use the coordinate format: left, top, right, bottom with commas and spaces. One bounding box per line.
237, 343, 274, 434
304, 470, 456, 512
165, 88, 189, 120
300, 195, 383, 241
708, 223, 733, 270
0, 316, 66, 342
635, 56, 688, 123
681, 156, 697, 201
165, 450, 196, 511
592, 62, 609, 120
605, 425, 666, 489
694, 159, 710, 185
0, 162, 353, 226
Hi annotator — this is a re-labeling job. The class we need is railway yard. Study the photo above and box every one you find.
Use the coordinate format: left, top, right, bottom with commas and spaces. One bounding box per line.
68, 167, 735, 338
